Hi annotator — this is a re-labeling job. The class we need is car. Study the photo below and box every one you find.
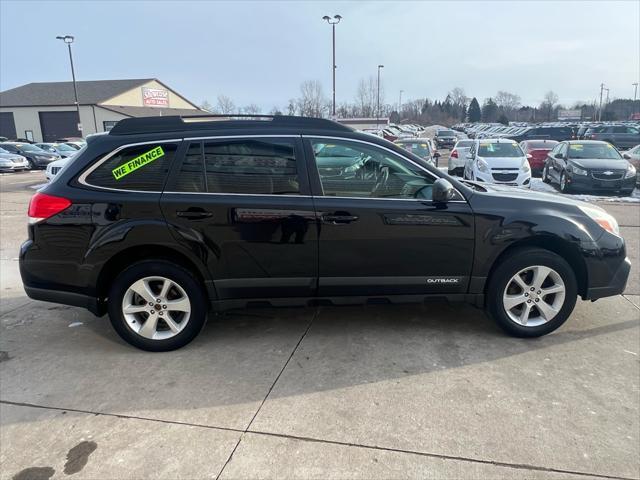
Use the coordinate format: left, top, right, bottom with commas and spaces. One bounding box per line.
622, 145, 640, 187
45, 157, 72, 181
586, 125, 640, 149
434, 129, 457, 149
20, 114, 630, 351
520, 139, 559, 176
0, 146, 29, 172
448, 139, 474, 176
541, 140, 636, 195
0, 142, 59, 169
463, 139, 531, 187
393, 139, 439, 167
510, 126, 575, 143
34, 142, 79, 158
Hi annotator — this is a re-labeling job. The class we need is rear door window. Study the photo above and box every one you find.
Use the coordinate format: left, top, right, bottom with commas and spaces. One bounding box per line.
84, 142, 178, 191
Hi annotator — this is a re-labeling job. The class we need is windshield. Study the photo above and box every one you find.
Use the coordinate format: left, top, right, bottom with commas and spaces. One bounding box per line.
396, 142, 431, 158
456, 140, 474, 148
55, 143, 76, 151
568, 143, 622, 160
15, 144, 45, 153
438, 130, 455, 136
478, 142, 524, 158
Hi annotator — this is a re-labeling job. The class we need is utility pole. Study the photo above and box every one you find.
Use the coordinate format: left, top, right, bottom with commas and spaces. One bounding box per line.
598, 83, 605, 122
376, 64, 384, 127
398, 89, 403, 117
322, 15, 342, 119
56, 35, 82, 137
633, 83, 639, 117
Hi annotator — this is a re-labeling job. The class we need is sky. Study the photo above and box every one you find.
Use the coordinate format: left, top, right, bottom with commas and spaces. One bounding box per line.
1, 0, 638, 112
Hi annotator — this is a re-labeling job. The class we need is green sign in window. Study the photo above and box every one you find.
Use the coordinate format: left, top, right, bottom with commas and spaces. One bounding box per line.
112, 146, 165, 180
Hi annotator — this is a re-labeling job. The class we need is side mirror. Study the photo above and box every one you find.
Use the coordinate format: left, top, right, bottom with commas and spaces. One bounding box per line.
554, 153, 565, 159
623, 153, 631, 160
432, 178, 455, 203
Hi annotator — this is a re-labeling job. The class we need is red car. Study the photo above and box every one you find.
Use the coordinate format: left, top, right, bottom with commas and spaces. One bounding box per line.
520, 139, 558, 176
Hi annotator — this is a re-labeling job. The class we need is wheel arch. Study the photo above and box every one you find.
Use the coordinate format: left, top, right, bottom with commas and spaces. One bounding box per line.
485, 235, 588, 298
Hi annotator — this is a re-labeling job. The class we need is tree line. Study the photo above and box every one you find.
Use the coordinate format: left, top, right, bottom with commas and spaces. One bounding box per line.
200, 82, 640, 125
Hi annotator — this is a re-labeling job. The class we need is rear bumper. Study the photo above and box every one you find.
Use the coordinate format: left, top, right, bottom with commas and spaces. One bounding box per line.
23, 285, 103, 315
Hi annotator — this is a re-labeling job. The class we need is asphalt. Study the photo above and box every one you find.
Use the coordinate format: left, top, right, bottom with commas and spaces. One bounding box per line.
1, 170, 639, 480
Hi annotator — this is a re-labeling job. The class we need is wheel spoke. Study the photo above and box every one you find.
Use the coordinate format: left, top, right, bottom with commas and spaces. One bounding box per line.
512, 274, 529, 291
163, 315, 181, 333
166, 298, 190, 313
159, 279, 173, 301
536, 300, 559, 321
139, 314, 159, 339
531, 266, 552, 290
129, 279, 155, 303
504, 294, 527, 310
541, 284, 564, 296
519, 303, 532, 326
123, 304, 148, 315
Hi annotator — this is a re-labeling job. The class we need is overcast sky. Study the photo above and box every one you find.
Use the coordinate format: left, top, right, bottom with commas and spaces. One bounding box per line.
1, 0, 638, 111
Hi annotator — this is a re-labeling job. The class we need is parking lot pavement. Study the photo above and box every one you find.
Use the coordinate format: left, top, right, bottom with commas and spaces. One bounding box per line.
1, 171, 639, 479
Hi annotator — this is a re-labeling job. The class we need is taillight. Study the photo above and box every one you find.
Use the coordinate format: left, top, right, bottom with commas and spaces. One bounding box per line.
28, 192, 71, 223
450, 149, 458, 158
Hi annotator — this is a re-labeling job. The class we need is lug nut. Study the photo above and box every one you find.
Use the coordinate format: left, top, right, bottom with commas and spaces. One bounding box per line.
148, 302, 153, 306
537, 290, 541, 294
527, 299, 532, 303
159, 312, 163, 316
163, 305, 167, 309
530, 287, 535, 291
525, 293, 529, 297
150, 310, 155, 314
535, 299, 540, 302
156, 298, 161, 303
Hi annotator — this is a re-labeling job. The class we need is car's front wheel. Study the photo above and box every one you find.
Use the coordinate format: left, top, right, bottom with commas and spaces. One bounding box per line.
559, 171, 571, 193
108, 260, 207, 351
541, 164, 551, 183
486, 248, 577, 337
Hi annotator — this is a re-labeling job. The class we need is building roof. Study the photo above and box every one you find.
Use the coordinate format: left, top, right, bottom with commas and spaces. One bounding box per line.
0, 79, 155, 107
98, 105, 204, 118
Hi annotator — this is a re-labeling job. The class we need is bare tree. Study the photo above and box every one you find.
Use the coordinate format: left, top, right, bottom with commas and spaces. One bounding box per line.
495, 91, 521, 111
296, 80, 327, 118
241, 104, 262, 115
540, 90, 559, 120
200, 100, 213, 112
354, 76, 383, 117
216, 95, 235, 114
449, 87, 468, 106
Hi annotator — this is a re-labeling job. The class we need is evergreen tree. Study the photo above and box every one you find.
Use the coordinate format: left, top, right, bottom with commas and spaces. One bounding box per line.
482, 98, 499, 122
467, 97, 481, 122
498, 113, 509, 125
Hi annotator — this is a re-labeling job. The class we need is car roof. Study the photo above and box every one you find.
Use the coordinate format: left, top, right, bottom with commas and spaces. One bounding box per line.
475, 138, 518, 143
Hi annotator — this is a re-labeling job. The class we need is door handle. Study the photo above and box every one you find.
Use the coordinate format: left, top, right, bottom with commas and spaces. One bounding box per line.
176, 209, 213, 220
322, 213, 359, 224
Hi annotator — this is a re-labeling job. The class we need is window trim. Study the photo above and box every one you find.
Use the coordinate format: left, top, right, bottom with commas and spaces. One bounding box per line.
77, 139, 182, 193
303, 135, 467, 203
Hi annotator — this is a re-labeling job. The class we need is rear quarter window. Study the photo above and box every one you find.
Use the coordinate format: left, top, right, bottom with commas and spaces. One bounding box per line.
84, 142, 178, 191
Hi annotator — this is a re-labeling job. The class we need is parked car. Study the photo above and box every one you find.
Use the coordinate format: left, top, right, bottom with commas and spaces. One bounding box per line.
542, 140, 636, 195
434, 129, 457, 149
45, 157, 73, 181
622, 144, 640, 187
587, 125, 640, 149
0, 146, 29, 172
463, 139, 531, 187
0, 142, 59, 169
394, 139, 439, 167
448, 139, 474, 176
520, 140, 559, 176
20, 115, 630, 351
35, 142, 79, 158
510, 126, 575, 143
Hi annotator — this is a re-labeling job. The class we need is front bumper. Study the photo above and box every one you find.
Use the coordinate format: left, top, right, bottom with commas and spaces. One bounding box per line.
0, 162, 28, 171
566, 173, 636, 193
474, 168, 531, 187
585, 257, 631, 300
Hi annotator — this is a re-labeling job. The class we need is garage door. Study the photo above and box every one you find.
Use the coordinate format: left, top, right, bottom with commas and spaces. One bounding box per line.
39, 111, 80, 142
0, 112, 17, 139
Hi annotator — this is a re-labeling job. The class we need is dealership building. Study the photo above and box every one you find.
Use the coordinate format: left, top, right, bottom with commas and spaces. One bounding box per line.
0, 78, 203, 142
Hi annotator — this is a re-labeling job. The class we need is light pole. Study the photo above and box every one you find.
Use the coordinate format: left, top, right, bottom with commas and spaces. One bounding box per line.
56, 35, 82, 137
398, 89, 403, 117
322, 15, 342, 119
598, 83, 605, 122
376, 64, 384, 127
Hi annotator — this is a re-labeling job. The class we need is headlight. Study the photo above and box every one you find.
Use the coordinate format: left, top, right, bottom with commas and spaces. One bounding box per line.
625, 164, 636, 179
521, 158, 531, 172
578, 205, 619, 236
569, 164, 587, 176
476, 158, 490, 173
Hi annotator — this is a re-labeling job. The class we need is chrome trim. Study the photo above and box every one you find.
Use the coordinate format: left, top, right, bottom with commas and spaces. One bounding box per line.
77, 139, 182, 193
303, 135, 468, 203
163, 191, 312, 198
184, 134, 301, 141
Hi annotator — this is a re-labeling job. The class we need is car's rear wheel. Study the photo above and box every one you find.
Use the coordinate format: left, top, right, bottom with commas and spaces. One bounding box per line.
541, 164, 551, 183
559, 171, 571, 193
108, 260, 207, 351
26, 159, 35, 170
486, 248, 577, 337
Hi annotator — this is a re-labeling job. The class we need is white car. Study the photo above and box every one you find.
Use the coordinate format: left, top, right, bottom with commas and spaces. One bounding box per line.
0, 147, 29, 172
463, 139, 531, 187
45, 157, 72, 181
448, 139, 474, 176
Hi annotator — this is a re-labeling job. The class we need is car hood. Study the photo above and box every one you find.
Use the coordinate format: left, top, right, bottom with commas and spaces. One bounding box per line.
48, 158, 72, 168
569, 158, 629, 170
471, 182, 594, 209
478, 156, 525, 169
0, 153, 25, 161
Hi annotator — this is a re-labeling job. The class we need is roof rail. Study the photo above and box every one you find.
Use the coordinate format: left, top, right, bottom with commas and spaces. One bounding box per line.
108, 114, 353, 135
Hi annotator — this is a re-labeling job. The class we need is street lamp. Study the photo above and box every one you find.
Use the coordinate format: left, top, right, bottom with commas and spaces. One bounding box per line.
56, 35, 82, 137
376, 64, 384, 127
322, 14, 342, 118
399, 89, 403, 116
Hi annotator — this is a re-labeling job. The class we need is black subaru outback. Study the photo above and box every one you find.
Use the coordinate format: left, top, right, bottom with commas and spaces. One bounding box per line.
20, 115, 630, 351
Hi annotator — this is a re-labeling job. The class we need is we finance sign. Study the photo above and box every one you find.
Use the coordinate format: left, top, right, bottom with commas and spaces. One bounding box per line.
142, 87, 169, 107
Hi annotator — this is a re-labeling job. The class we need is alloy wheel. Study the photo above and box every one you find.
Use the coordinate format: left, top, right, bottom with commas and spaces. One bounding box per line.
502, 265, 566, 327
121, 276, 191, 340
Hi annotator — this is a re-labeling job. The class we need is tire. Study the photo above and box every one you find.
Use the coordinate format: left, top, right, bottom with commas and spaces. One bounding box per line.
541, 164, 550, 183
107, 260, 207, 351
26, 158, 35, 170
486, 247, 577, 337
559, 171, 571, 193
